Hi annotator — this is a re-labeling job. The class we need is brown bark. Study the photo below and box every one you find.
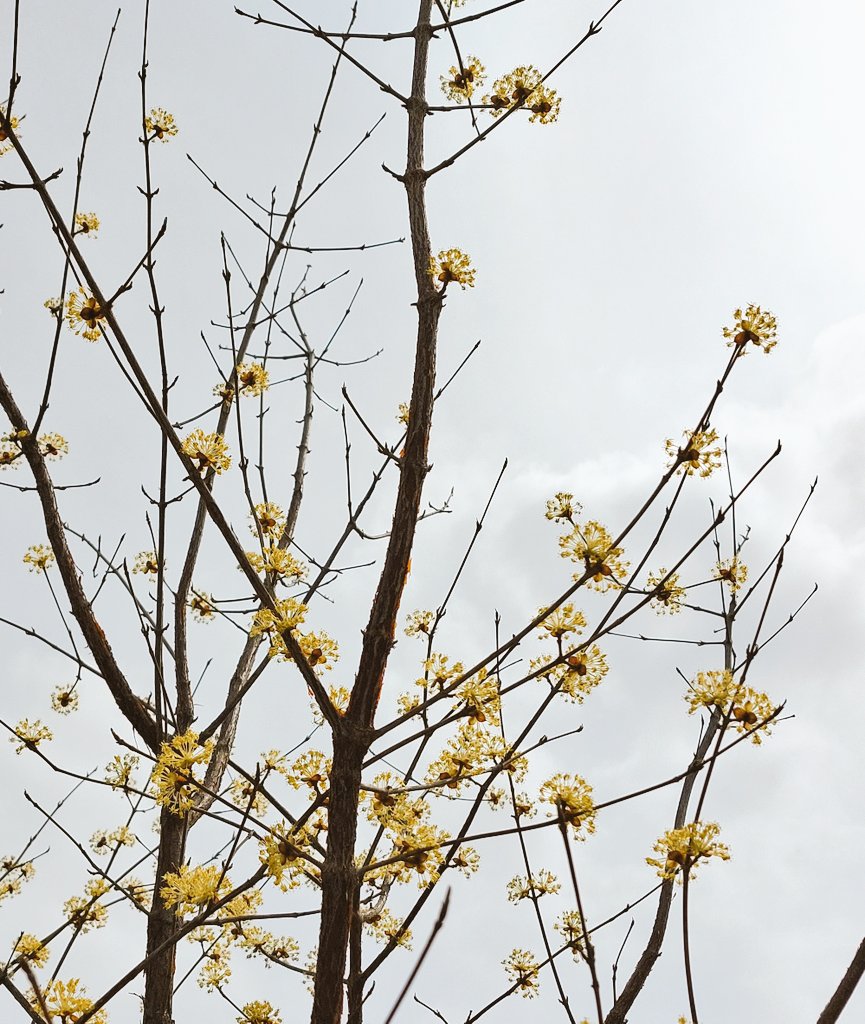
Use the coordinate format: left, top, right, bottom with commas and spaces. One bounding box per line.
310, 4, 439, 1022
0, 372, 159, 750
141, 811, 187, 1024
816, 936, 865, 1024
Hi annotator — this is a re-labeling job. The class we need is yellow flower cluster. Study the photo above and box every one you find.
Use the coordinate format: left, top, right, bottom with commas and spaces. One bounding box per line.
10, 718, 53, 753
238, 1001, 283, 1024
64, 878, 111, 932
65, 288, 106, 341
363, 773, 460, 888
150, 730, 214, 815
145, 107, 178, 141
214, 361, 270, 402
722, 303, 778, 354
0, 106, 21, 156
38, 433, 69, 459
161, 863, 233, 916
189, 591, 216, 622
182, 429, 231, 474
23, 544, 55, 573
0, 429, 26, 469
133, 550, 162, 578
665, 428, 722, 477
537, 603, 586, 640
558, 520, 629, 591
51, 684, 80, 714
245, 545, 306, 581
12, 932, 50, 968
554, 910, 586, 958
647, 820, 730, 881
405, 609, 435, 637
685, 670, 776, 744
250, 501, 286, 539
428, 248, 476, 290
545, 491, 582, 523
260, 821, 321, 891
506, 869, 560, 903
484, 65, 561, 123
646, 568, 686, 614
440, 55, 486, 102
531, 644, 608, 703
502, 948, 541, 998
713, 556, 748, 592
0, 855, 35, 904
539, 773, 596, 836
74, 211, 100, 237
363, 908, 413, 949
31, 979, 107, 1024
104, 753, 139, 790
89, 825, 136, 855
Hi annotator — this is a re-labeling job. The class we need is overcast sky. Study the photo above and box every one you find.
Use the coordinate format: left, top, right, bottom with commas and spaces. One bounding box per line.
2, 1, 864, 1022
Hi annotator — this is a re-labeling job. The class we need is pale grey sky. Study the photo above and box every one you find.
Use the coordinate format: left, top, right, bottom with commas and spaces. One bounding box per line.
1, 1, 864, 1022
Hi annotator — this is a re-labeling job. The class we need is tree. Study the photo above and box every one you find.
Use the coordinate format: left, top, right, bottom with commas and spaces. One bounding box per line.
0, 2, 862, 1024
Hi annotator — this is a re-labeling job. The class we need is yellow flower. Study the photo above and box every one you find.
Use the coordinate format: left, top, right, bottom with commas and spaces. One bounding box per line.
161, 863, 232, 916
554, 910, 586, 958
189, 591, 216, 622
545, 491, 581, 523
181, 429, 231, 474
713, 556, 748, 592
150, 730, 214, 815
533, 644, 609, 703
559, 520, 629, 591
90, 825, 136, 855
0, 106, 21, 156
104, 753, 139, 790
65, 288, 105, 341
484, 65, 561, 123
260, 824, 314, 892
539, 773, 596, 836
405, 609, 434, 637
34, 979, 107, 1024
23, 543, 55, 573
646, 569, 686, 614
245, 545, 306, 581
13, 933, 50, 968
507, 870, 560, 903
502, 948, 541, 998
250, 501, 286, 539
427, 248, 476, 290
73, 211, 100, 237
0, 442, 20, 469
665, 428, 722, 477
133, 549, 163, 578
10, 719, 53, 753
51, 685, 80, 714
145, 106, 178, 141
236, 361, 269, 395
215, 362, 270, 402
440, 55, 487, 102
537, 603, 586, 640
38, 433, 69, 460
44, 296, 62, 318
685, 670, 776, 744
64, 882, 109, 932
364, 908, 413, 949
647, 821, 730, 881
238, 1001, 283, 1024
722, 303, 778, 354
396, 402, 410, 426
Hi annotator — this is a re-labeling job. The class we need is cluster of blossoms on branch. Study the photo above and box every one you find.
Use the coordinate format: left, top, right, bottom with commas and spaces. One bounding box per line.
440, 58, 561, 124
